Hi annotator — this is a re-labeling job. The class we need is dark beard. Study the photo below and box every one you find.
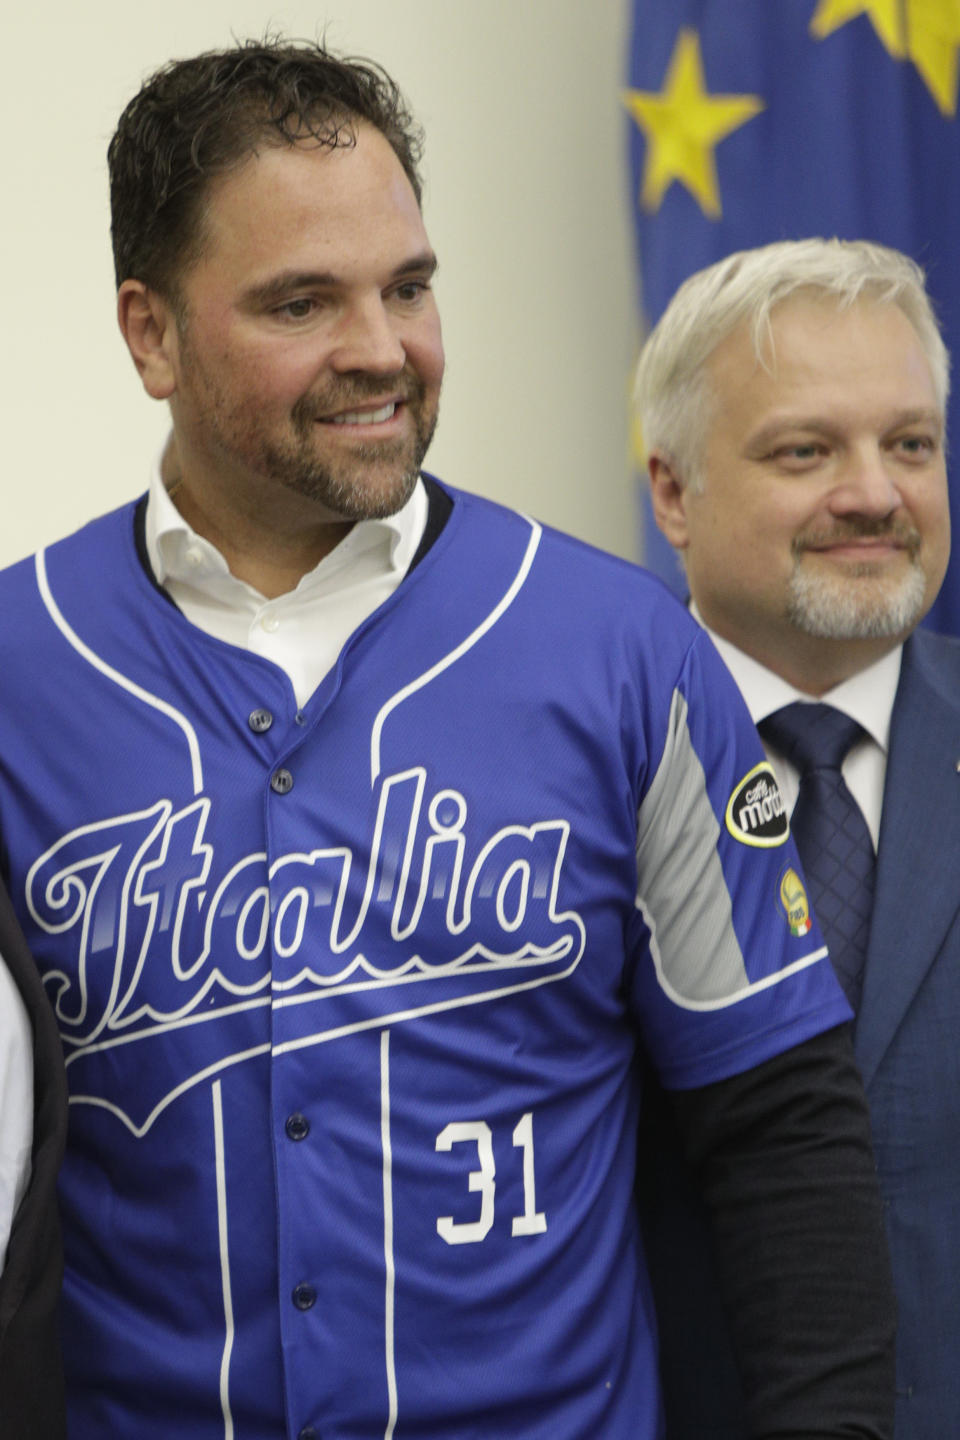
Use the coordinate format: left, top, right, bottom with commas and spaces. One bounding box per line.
262, 374, 438, 519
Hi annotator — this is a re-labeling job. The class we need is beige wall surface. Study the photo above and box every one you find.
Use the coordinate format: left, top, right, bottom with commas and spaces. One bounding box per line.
2, 1, 637, 568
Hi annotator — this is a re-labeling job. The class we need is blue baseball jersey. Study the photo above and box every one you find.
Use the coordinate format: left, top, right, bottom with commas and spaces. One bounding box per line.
0, 480, 848, 1438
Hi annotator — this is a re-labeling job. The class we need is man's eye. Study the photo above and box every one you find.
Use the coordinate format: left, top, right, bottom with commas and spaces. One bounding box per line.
394, 281, 428, 302
276, 298, 315, 319
894, 434, 936, 458
772, 443, 823, 466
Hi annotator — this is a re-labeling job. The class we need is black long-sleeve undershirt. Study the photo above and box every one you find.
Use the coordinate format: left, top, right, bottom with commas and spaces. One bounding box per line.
640, 1023, 895, 1439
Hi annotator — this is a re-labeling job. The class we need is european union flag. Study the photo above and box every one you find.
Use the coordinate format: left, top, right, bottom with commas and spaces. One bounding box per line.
625, 0, 960, 635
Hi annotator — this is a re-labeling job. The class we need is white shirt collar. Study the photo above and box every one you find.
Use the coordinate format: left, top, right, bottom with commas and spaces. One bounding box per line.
144, 444, 427, 602
690, 602, 902, 755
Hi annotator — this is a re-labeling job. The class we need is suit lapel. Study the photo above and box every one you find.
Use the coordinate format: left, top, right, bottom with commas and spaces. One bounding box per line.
856, 631, 960, 1088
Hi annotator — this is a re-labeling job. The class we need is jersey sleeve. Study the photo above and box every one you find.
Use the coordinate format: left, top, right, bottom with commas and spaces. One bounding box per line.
627, 625, 851, 1090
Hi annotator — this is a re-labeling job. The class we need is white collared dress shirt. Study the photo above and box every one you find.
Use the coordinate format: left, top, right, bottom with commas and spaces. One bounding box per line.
145, 460, 429, 706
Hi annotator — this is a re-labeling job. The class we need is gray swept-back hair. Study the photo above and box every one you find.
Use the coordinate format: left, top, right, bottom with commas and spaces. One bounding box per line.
633, 238, 950, 492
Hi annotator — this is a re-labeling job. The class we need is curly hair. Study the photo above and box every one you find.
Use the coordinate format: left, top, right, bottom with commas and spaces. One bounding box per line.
108, 37, 424, 300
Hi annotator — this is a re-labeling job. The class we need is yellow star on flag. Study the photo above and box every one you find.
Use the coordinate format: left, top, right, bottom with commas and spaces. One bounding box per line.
811, 0, 906, 56
623, 28, 764, 217
907, 0, 960, 114
811, 0, 960, 115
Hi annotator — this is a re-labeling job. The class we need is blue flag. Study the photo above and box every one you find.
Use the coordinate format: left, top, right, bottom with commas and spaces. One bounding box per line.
625, 0, 960, 634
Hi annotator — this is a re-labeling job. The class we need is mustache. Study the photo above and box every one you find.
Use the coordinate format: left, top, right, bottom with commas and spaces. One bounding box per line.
792, 518, 922, 558
292, 372, 426, 425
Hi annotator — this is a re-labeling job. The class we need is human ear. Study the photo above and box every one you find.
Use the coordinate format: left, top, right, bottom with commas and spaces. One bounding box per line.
117, 280, 178, 400
648, 454, 692, 550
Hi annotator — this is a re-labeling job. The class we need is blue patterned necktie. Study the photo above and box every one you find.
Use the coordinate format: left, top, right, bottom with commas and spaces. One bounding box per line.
759, 703, 876, 1012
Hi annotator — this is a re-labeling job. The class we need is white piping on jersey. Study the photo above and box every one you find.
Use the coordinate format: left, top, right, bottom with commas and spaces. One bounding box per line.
369, 517, 542, 784
212, 1081, 236, 1440
271, 960, 582, 1059
638, 897, 828, 1011
35, 548, 205, 796
68, 1033, 272, 1138
381, 1031, 399, 1440
66, 957, 586, 1137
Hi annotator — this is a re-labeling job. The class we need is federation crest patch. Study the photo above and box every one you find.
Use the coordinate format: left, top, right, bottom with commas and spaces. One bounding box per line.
725, 762, 789, 847
779, 867, 812, 937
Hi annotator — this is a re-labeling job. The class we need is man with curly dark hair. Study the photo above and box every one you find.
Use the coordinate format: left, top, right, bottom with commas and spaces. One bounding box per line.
0, 38, 895, 1440
108, 39, 425, 306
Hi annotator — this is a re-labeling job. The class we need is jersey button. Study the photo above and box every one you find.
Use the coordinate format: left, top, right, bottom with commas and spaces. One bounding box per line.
292, 1283, 316, 1311
298, 1428, 317, 1440
285, 1113, 309, 1141
271, 768, 294, 794
248, 708, 274, 734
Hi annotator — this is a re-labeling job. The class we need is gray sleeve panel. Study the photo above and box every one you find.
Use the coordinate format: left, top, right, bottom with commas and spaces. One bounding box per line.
635, 688, 825, 1010
635, 688, 751, 1005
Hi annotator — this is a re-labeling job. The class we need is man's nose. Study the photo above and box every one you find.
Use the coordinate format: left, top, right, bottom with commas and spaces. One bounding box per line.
828, 448, 902, 518
328, 298, 406, 374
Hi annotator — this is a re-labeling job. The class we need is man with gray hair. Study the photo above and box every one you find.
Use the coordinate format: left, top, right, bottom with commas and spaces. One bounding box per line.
636, 237, 958, 1440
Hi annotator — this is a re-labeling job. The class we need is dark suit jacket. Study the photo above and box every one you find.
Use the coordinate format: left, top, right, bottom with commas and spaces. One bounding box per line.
643, 628, 960, 1440
0, 878, 68, 1437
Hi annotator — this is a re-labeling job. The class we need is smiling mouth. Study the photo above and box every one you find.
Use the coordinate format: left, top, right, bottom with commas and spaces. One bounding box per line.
795, 525, 921, 561
810, 539, 904, 555
326, 402, 399, 426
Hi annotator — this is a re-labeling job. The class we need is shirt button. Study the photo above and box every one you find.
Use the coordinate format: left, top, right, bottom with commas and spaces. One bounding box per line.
298, 1428, 317, 1440
186, 546, 205, 568
285, 1113, 309, 1141
293, 1283, 316, 1311
248, 708, 273, 734
271, 768, 294, 794
261, 614, 280, 634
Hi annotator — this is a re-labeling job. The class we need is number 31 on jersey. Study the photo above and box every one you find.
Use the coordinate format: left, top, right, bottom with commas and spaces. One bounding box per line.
435, 1111, 548, 1245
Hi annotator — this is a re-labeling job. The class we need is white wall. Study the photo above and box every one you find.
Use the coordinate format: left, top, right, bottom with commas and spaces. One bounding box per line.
2, 1, 637, 567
